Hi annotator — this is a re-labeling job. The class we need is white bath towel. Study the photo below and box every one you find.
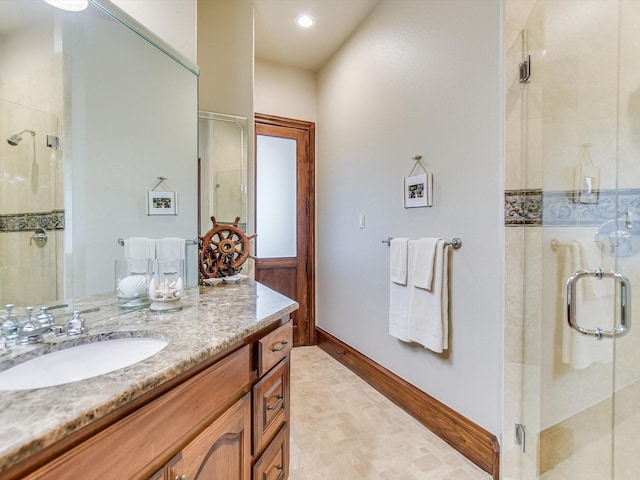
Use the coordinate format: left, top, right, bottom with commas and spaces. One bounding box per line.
390, 238, 409, 285
124, 237, 155, 259
412, 237, 440, 291
156, 237, 186, 261
407, 239, 449, 353
561, 240, 613, 369
389, 240, 415, 342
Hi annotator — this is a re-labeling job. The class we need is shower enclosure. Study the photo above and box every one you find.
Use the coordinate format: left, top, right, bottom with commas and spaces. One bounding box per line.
198, 111, 248, 234
504, 1, 640, 479
0, 98, 62, 306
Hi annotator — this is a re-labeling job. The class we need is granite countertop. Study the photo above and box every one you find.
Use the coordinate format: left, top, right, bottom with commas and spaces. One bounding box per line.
0, 280, 298, 474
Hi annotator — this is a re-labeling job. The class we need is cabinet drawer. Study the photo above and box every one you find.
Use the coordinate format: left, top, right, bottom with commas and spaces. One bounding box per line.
253, 356, 289, 455
257, 321, 292, 377
253, 424, 289, 480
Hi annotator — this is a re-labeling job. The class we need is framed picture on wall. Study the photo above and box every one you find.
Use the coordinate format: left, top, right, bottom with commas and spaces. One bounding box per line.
147, 191, 178, 215
403, 173, 433, 208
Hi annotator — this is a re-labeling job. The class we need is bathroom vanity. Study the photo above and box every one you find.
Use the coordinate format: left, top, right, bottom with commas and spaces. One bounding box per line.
0, 281, 297, 480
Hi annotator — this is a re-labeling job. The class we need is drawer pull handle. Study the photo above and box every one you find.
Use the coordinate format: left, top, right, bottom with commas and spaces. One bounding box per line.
267, 395, 284, 411
175, 475, 187, 480
271, 340, 288, 352
275, 465, 285, 480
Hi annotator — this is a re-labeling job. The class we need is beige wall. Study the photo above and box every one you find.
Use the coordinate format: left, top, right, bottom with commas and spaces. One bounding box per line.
254, 59, 317, 122
112, 0, 197, 63
315, 0, 504, 434
197, 0, 253, 118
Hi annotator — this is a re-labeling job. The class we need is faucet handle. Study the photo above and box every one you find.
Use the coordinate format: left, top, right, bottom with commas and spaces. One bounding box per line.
66, 311, 87, 336
36, 307, 53, 328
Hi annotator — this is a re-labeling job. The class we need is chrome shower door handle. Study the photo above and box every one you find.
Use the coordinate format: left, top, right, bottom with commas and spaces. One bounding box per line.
566, 269, 631, 340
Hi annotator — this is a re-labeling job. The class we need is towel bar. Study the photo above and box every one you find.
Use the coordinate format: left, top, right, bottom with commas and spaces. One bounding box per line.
382, 237, 462, 249
117, 238, 198, 246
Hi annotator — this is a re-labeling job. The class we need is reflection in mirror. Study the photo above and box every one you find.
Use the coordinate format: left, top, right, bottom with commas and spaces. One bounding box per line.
0, 0, 198, 307
198, 112, 248, 235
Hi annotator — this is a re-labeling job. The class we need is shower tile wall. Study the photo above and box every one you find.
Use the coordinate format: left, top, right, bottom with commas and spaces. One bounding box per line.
504, 1, 640, 478
0, 42, 65, 305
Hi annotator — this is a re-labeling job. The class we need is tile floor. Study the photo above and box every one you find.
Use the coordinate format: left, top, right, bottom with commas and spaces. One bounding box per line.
289, 346, 491, 479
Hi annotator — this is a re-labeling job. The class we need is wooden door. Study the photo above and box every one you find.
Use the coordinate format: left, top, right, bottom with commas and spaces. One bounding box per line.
254, 115, 315, 346
167, 393, 251, 480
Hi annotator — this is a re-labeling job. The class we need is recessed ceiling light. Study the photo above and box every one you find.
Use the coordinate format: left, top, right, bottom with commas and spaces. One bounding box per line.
43, 0, 89, 12
296, 14, 316, 29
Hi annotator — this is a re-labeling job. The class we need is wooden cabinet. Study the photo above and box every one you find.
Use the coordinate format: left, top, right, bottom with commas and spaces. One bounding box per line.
253, 321, 292, 480
167, 393, 252, 480
16, 320, 292, 480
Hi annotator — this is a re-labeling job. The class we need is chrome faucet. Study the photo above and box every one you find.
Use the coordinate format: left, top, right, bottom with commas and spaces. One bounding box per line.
1, 304, 95, 346
66, 311, 87, 336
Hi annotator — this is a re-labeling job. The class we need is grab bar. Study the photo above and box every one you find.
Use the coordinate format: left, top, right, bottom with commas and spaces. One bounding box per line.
566, 268, 631, 340
382, 237, 462, 250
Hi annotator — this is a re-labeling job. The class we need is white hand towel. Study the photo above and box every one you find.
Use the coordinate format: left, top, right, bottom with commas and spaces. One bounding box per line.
390, 238, 409, 285
407, 240, 449, 353
561, 241, 613, 369
390, 240, 415, 342
412, 237, 440, 291
124, 237, 155, 259
156, 237, 186, 261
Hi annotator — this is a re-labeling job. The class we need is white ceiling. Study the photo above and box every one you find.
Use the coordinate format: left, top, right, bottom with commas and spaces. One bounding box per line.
254, 0, 382, 72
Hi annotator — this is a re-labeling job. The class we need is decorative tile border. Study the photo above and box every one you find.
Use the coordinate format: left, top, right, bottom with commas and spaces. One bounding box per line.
505, 189, 640, 227
0, 210, 65, 232
505, 190, 542, 225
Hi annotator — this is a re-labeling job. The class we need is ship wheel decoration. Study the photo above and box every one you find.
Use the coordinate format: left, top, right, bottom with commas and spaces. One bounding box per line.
199, 216, 256, 279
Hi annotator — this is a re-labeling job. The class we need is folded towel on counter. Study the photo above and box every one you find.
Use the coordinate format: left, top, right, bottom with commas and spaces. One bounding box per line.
124, 237, 155, 260
412, 237, 440, 291
156, 237, 186, 261
389, 240, 414, 342
407, 239, 449, 353
390, 238, 409, 285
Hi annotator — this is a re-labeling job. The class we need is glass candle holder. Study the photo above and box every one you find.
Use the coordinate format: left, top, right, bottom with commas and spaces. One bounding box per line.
148, 259, 184, 312
115, 258, 151, 308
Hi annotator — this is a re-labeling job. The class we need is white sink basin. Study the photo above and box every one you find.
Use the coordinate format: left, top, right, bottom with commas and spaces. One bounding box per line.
0, 337, 168, 391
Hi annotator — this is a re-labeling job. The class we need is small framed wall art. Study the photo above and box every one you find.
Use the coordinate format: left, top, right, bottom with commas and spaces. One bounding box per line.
403, 172, 433, 208
147, 191, 178, 215
147, 177, 178, 215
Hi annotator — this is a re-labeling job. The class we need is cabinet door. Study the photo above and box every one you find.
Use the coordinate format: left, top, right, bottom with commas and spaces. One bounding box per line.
168, 393, 251, 480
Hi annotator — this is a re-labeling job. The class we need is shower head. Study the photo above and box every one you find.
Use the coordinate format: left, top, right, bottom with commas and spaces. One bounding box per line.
7, 129, 36, 146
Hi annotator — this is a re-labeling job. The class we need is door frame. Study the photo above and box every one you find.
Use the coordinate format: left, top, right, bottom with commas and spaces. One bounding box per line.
254, 113, 316, 345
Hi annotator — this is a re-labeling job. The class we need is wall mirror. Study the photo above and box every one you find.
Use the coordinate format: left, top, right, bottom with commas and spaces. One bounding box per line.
198, 112, 248, 237
0, 0, 199, 307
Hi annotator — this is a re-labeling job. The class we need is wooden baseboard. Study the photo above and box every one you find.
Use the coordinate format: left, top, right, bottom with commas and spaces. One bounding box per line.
316, 328, 500, 479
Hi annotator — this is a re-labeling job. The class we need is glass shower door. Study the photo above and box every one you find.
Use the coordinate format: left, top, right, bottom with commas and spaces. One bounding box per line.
612, 2, 640, 478
504, 1, 640, 479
